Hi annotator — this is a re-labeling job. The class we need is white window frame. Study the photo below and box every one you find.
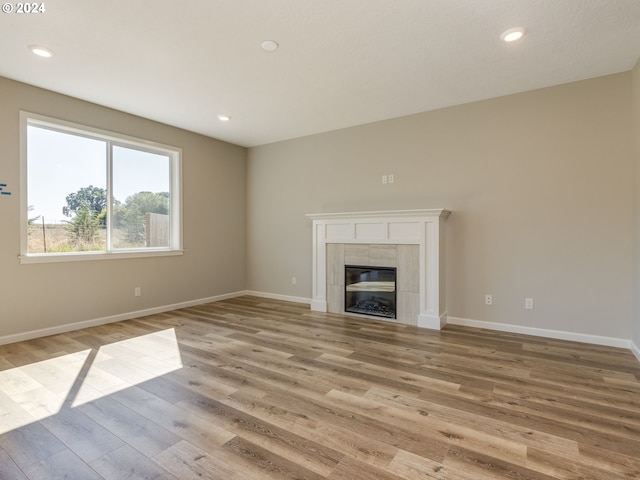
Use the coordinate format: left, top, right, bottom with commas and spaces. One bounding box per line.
19, 111, 183, 264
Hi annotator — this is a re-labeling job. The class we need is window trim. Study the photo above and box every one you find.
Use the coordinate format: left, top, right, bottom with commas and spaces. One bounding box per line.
19, 111, 183, 264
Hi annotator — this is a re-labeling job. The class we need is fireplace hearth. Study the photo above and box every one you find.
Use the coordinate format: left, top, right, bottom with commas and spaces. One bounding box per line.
345, 265, 397, 319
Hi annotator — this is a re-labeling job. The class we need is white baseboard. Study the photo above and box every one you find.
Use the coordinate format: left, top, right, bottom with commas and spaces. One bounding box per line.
0, 290, 248, 347
245, 290, 312, 305
4, 292, 637, 363
447, 316, 631, 350
631, 340, 640, 362
247, 296, 636, 358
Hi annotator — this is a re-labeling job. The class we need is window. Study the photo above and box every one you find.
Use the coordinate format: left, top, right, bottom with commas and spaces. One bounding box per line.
20, 112, 182, 263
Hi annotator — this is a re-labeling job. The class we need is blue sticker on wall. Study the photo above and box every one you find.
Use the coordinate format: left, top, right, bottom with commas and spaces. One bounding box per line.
0, 183, 11, 195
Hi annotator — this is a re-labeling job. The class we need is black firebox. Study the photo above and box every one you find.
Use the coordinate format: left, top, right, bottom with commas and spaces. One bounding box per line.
344, 265, 397, 319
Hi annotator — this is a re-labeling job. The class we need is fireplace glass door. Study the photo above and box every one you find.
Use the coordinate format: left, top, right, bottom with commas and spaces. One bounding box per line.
345, 265, 397, 319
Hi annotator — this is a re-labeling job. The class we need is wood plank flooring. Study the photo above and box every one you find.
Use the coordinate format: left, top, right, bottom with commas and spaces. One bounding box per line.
1, 295, 639, 479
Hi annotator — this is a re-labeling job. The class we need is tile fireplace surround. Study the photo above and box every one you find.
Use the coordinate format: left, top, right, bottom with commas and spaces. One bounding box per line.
306, 209, 450, 329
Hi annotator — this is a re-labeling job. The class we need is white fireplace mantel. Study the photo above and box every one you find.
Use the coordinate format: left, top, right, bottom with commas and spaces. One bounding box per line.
306, 209, 450, 329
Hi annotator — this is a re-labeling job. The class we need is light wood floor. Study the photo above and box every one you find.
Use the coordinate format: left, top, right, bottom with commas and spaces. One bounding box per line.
1, 296, 639, 479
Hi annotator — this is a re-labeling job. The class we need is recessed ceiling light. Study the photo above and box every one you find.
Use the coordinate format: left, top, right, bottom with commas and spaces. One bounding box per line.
217, 114, 231, 122
29, 45, 54, 57
500, 27, 526, 42
261, 40, 279, 52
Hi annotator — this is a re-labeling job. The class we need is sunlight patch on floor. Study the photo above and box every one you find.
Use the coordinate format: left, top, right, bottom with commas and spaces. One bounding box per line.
72, 328, 183, 406
0, 350, 90, 434
0, 329, 183, 433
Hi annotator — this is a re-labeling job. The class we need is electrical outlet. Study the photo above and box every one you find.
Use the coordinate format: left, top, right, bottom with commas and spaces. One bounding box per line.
382, 175, 388, 184
485, 294, 493, 306
134, 287, 141, 297
292, 276, 297, 285
388, 174, 394, 184
525, 298, 534, 310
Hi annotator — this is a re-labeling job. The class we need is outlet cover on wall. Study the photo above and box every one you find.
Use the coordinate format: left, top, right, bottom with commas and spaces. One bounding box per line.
485, 294, 493, 305
525, 298, 534, 309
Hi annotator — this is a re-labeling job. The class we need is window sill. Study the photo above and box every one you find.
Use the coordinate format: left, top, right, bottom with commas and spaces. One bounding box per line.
19, 249, 184, 264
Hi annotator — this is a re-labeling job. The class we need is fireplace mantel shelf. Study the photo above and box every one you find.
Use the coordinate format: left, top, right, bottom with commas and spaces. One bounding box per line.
306, 209, 450, 330
306, 209, 450, 221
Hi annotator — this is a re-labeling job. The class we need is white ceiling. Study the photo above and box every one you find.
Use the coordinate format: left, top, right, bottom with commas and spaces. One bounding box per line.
2, 0, 640, 147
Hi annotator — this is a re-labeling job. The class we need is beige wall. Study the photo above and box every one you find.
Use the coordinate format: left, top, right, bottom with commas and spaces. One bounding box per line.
247, 73, 634, 340
0, 76, 247, 339
1, 71, 636, 344
633, 59, 640, 350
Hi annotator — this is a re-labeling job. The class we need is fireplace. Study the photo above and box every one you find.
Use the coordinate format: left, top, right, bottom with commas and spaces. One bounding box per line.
345, 265, 397, 319
306, 209, 450, 329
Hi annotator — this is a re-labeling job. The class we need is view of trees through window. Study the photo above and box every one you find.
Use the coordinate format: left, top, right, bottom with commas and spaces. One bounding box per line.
26, 119, 177, 255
